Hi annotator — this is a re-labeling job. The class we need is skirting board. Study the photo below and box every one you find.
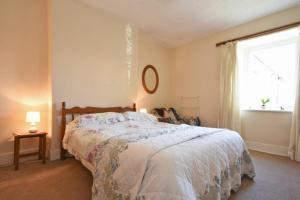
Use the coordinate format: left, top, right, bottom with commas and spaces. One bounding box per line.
0, 148, 61, 166
1, 142, 288, 166
50, 149, 60, 161
245, 140, 288, 157
0, 148, 38, 167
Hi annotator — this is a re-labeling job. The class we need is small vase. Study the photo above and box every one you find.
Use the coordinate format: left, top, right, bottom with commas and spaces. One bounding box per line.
261, 105, 266, 109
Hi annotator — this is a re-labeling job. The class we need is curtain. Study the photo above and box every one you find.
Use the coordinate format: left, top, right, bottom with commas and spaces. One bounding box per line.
218, 42, 241, 133
288, 36, 300, 162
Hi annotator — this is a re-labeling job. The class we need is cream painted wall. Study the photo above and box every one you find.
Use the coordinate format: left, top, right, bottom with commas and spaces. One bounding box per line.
49, 0, 172, 155
0, 0, 172, 162
136, 32, 172, 110
241, 111, 291, 147
171, 6, 300, 147
0, 0, 49, 155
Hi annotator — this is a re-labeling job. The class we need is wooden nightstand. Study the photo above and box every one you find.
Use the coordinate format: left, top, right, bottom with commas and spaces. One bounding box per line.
13, 131, 47, 170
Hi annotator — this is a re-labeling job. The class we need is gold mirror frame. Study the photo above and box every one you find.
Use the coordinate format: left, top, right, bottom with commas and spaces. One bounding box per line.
142, 65, 159, 94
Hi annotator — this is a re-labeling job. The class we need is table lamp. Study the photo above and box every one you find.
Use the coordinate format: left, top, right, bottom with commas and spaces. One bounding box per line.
140, 108, 148, 113
26, 111, 40, 133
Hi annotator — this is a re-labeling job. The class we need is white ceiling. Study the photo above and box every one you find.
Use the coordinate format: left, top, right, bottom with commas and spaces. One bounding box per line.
78, 0, 300, 47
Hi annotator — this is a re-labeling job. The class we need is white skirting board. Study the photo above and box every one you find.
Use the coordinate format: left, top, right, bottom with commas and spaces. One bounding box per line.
0, 148, 38, 167
0, 148, 61, 166
245, 140, 288, 157
49, 149, 60, 161
0, 142, 288, 166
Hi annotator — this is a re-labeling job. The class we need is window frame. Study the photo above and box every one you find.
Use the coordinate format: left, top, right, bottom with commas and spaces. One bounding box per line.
239, 37, 299, 112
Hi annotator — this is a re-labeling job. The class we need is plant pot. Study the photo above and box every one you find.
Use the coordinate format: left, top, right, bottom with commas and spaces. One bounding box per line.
261, 105, 266, 109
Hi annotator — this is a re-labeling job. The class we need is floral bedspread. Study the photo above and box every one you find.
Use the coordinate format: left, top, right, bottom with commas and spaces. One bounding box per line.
64, 120, 255, 200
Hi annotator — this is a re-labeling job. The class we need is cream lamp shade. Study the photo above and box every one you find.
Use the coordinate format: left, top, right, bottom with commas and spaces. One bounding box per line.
139, 108, 148, 113
26, 112, 40, 133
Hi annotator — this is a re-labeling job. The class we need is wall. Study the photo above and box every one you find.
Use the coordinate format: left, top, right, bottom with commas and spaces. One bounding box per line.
0, 0, 49, 165
136, 33, 172, 110
171, 6, 300, 154
49, 0, 172, 158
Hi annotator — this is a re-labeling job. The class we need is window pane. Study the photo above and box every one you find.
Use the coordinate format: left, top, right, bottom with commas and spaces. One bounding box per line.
239, 30, 298, 111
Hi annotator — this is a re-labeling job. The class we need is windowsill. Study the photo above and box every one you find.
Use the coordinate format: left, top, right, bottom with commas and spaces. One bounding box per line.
241, 109, 292, 113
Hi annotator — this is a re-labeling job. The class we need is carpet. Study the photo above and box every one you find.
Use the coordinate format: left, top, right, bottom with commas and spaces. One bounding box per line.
0, 151, 299, 200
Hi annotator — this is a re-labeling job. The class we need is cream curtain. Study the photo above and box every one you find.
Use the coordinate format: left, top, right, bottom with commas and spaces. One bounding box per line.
288, 35, 300, 162
218, 42, 241, 133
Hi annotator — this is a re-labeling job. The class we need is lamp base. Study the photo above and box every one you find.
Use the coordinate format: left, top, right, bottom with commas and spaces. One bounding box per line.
29, 126, 38, 133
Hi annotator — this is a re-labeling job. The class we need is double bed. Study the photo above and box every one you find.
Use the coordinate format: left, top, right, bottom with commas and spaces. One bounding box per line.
60, 102, 255, 200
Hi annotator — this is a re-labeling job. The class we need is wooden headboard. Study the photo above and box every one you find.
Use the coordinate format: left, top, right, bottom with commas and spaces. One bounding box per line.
60, 102, 136, 160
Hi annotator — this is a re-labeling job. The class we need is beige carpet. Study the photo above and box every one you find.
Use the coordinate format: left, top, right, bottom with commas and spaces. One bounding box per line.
0, 151, 299, 200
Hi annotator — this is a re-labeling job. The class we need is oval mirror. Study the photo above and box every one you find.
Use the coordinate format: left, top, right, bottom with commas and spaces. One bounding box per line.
142, 65, 159, 94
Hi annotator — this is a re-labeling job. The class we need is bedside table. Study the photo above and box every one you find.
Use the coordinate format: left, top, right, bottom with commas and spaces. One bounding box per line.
13, 131, 47, 170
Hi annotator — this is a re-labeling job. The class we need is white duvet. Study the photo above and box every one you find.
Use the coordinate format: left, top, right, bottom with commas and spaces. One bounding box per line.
63, 113, 255, 200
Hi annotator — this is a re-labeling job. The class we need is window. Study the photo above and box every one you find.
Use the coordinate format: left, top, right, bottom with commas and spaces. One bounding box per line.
238, 28, 299, 111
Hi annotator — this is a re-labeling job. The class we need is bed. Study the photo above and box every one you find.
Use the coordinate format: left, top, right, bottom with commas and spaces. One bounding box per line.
60, 102, 255, 200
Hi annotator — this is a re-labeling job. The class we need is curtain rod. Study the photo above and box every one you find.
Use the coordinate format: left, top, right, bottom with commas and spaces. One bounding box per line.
216, 20, 300, 47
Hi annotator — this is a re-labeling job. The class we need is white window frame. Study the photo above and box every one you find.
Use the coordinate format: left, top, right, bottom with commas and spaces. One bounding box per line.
239, 37, 298, 112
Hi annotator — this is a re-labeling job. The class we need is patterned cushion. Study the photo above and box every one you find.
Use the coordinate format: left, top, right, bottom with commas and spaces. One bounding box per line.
151, 107, 201, 126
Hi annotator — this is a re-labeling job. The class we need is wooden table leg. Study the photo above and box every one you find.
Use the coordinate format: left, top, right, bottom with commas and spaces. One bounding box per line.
14, 137, 19, 170
42, 135, 46, 164
39, 136, 42, 160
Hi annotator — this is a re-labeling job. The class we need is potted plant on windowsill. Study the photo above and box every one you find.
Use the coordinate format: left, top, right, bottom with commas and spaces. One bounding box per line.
261, 98, 270, 109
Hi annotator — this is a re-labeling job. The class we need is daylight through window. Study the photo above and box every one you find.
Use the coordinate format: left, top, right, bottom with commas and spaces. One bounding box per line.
238, 28, 300, 111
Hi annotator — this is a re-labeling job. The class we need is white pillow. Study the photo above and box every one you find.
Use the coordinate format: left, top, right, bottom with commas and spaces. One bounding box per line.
74, 112, 125, 126
123, 111, 157, 122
